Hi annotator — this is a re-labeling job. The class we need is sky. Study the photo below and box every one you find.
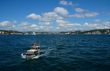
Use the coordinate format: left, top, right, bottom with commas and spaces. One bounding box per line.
0, 0, 110, 32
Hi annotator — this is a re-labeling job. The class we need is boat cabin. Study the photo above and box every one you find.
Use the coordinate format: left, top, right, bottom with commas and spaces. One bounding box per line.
26, 49, 38, 55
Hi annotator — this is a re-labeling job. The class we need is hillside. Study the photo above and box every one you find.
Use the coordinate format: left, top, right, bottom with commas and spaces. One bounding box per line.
0, 29, 110, 35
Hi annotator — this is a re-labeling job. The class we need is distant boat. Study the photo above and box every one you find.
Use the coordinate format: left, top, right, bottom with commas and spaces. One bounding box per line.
21, 43, 40, 59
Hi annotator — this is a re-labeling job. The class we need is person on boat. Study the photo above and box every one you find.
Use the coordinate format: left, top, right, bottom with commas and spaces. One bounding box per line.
31, 43, 40, 55
32, 43, 39, 49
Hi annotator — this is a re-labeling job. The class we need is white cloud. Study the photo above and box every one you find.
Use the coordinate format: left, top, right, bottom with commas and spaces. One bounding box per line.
26, 11, 65, 31
30, 24, 38, 28
57, 20, 67, 27
85, 12, 99, 17
26, 13, 41, 20
1, 20, 109, 31
27, 11, 64, 27
40, 26, 53, 31
56, 19, 81, 28
42, 12, 63, 22
25, 6, 99, 31
83, 21, 110, 29
54, 7, 69, 16
17, 21, 109, 31
59, 0, 99, 18
15, 22, 39, 31
70, 13, 84, 18
0, 21, 14, 27
15, 22, 54, 31
74, 8, 85, 13
60, 0, 68, 5
60, 0, 74, 6
94, 19, 101, 22
56, 19, 82, 31
71, 12, 99, 18
70, 7, 99, 18
44, 22, 50, 25
56, 21, 110, 31
0, 0, 105, 32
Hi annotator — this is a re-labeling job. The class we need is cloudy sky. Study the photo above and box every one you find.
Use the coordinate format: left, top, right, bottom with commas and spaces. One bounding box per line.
0, 0, 110, 32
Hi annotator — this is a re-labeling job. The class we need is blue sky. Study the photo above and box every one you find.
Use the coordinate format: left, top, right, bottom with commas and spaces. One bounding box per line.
0, 0, 110, 31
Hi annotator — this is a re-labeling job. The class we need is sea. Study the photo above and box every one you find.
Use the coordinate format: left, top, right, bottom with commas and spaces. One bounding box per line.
0, 35, 110, 71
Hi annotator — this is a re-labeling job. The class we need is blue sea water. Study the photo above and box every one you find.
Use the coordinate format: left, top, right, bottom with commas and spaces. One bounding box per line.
0, 35, 110, 71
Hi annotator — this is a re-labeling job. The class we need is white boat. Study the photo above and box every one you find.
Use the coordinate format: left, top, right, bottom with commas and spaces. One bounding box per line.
21, 43, 40, 59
